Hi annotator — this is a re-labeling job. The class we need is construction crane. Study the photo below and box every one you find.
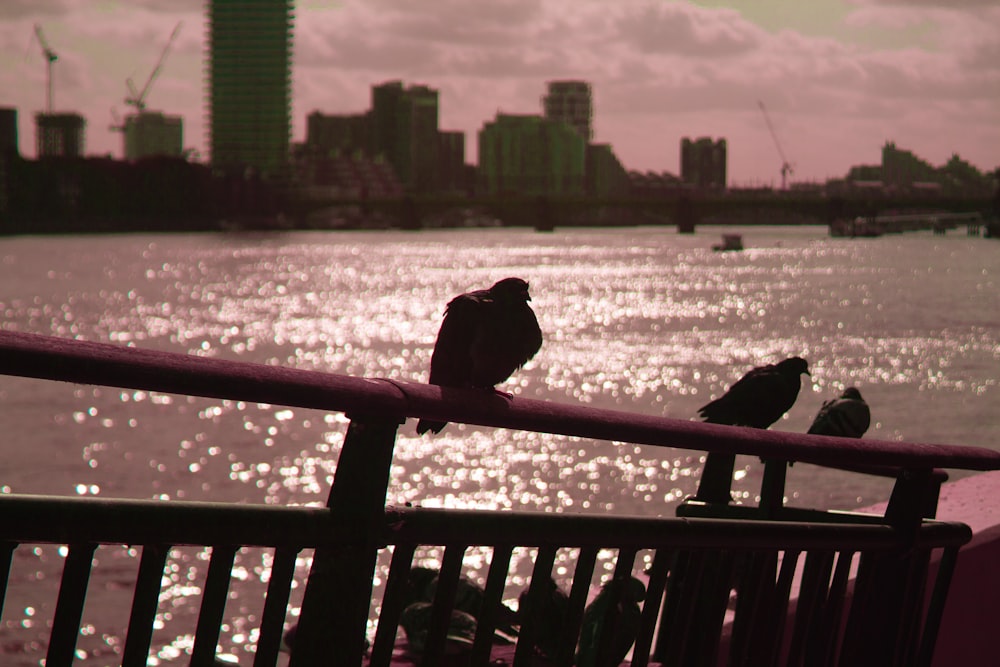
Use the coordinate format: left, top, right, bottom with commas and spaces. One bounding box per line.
109, 107, 125, 133
33, 25, 58, 113
125, 21, 182, 113
757, 100, 794, 190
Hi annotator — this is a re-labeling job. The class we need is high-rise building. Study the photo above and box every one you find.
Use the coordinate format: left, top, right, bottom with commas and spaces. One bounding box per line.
35, 113, 85, 158
438, 131, 466, 193
124, 112, 183, 161
585, 143, 630, 197
478, 113, 586, 196
680, 137, 727, 189
370, 81, 442, 193
542, 81, 593, 141
208, 0, 292, 177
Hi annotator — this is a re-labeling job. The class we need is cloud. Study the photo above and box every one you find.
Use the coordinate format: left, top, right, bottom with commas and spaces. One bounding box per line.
615, 2, 763, 57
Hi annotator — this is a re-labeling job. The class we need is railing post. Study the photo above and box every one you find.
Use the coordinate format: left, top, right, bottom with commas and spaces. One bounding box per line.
290, 415, 402, 667
693, 452, 735, 506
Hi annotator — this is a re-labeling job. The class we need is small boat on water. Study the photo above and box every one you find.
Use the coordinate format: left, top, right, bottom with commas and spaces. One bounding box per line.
712, 234, 744, 252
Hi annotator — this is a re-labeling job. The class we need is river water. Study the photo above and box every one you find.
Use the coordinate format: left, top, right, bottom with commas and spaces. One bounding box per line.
0, 225, 997, 664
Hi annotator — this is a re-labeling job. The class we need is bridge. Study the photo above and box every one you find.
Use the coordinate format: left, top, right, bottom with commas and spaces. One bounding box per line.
285, 189, 997, 233
831, 211, 988, 237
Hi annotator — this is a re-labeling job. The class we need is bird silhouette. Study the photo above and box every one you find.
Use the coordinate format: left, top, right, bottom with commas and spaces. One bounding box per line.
575, 575, 646, 667
808, 387, 871, 438
517, 575, 570, 660
698, 356, 811, 428
417, 277, 542, 435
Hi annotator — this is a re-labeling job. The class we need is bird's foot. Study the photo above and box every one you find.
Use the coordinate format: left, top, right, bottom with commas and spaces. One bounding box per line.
492, 388, 514, 400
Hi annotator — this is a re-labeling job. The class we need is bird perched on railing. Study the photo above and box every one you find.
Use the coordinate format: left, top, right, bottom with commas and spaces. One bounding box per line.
697, 356, 811, 428
417, 277, 542, 435
808, 387, 871, 438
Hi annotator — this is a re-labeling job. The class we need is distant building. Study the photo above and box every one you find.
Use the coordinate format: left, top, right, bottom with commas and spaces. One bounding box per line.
438, 130, 466, 193
306, 111, 371, 158
542, 80, 593, 141
124, 111, 183, 161
36, 113, 85, 158
882, 142, 936, 189
370, 81, 443, 193
478, 113, 586, 196
680, 137, 727, 189
585, 143, 630, 197
208, 0, 292, 177
0, 108, 18, 157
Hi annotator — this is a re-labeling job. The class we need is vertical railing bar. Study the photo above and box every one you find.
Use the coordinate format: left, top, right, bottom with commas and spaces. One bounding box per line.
837, 551, 879, 667
46, 542, 97, 667
555, 545, 599, 667
916, 545, 961, 667
513, 544, 558, 667
750, 551, 780, 663
655, 549, 707, 664
291, 416, 401, 667
630, 548, 673, 667
818, 550, 854, 667
190, 544, 238, 667
420, 543, 468, 666
252, 545, 300, 667
700, 548, 737, 667
896, 548, 931, 666
760, 549, 800, 667
591, 546, 639, 667
653, 550, 699, 665
121, 543, 170, 667
0, 541, 16, 619
470, 543, 514, 666
370, 542, 417, 667
787, 550, 834, 666
728, 550, 764, 660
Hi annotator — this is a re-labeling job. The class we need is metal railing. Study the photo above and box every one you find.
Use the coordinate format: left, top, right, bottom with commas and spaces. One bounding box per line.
2, 329, 999, 667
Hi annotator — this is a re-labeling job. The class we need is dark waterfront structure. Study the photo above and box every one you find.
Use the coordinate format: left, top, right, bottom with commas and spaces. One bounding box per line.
123, 111, 183, 161
0, 108, 18, 157
478, 113, 586, 196
542, 80, 593, 141
371, 81, 442, 193
302, 81, 466, 195
681, 136, 727, 190
35, 113, 85, 158
208, 0, 292, 178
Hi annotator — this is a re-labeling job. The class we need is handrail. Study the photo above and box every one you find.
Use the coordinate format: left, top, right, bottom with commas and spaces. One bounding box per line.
2, 329, 999, 473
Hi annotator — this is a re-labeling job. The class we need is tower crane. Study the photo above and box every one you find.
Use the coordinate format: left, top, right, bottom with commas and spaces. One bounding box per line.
32, 25, 58, 114
757, 100, 794, 190
125, 21, 182, 113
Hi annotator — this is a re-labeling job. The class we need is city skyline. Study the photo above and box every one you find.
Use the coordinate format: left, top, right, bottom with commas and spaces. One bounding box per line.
1, 0, 996, 186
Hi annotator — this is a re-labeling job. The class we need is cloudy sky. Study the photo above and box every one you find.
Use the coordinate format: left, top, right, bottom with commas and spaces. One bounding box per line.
1, 0, 997, 185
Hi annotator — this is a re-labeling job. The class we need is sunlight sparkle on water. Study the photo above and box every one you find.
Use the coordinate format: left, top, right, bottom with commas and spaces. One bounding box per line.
2, 227, 998, 663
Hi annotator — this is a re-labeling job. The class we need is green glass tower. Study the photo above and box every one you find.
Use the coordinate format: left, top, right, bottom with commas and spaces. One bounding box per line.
208, 0, 292, 178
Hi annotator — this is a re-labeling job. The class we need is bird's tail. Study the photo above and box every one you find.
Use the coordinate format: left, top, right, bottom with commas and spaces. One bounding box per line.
416, 419, 446, 435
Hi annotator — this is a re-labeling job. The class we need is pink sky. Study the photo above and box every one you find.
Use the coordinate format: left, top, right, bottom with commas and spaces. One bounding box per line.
1, 0, 997, 186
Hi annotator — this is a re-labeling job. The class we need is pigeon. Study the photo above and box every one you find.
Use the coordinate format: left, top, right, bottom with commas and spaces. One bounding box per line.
417, 277, 542, 435
517, 576, 570, 660
807, 387, 871, 438
575, 576, 646, 667
697, 356, 811, 429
